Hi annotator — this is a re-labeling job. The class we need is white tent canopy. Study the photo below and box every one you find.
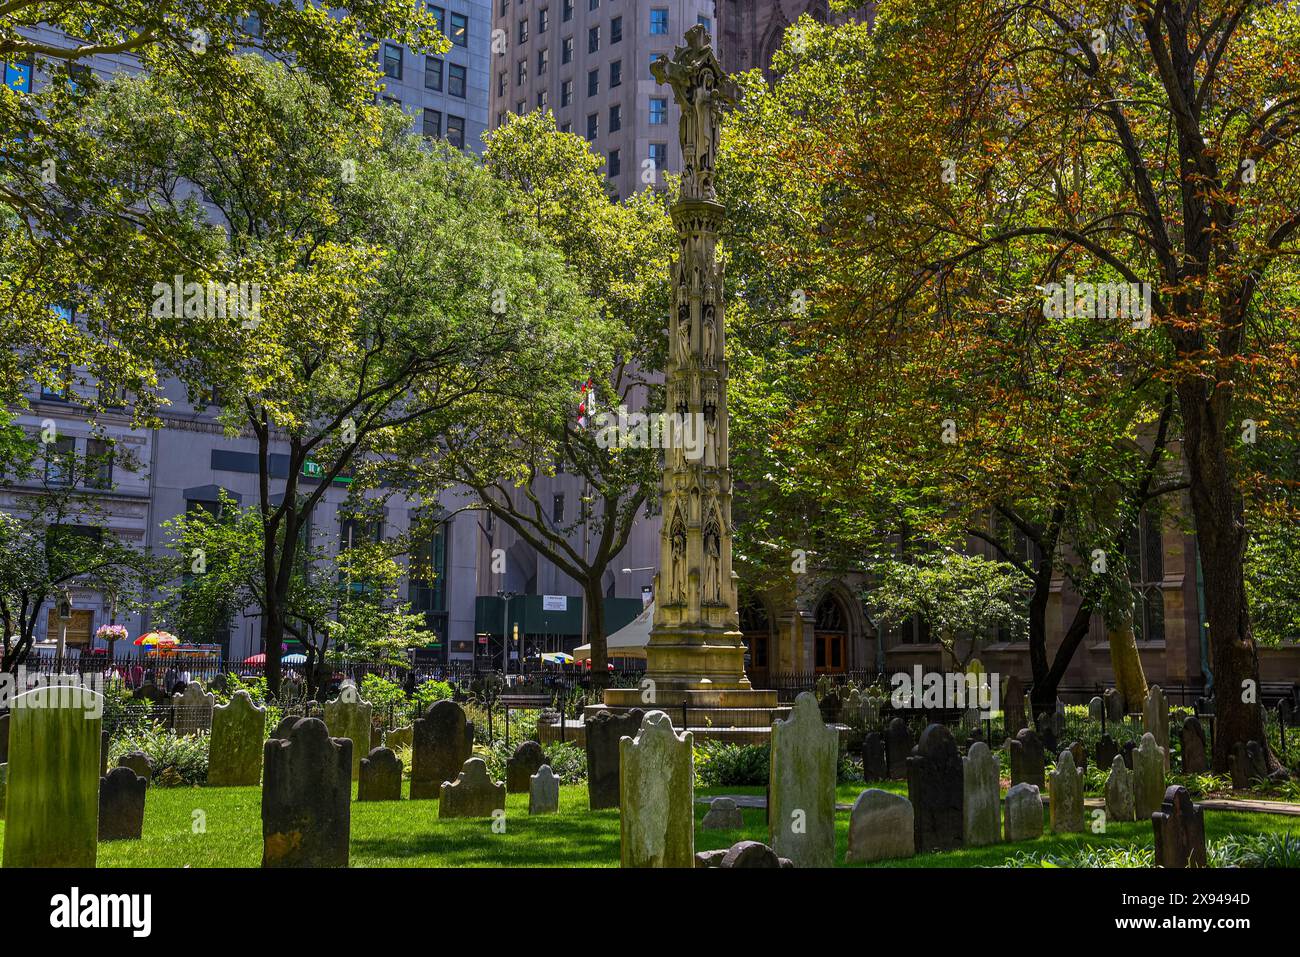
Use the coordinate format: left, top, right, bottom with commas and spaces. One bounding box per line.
573, 602, 653, 661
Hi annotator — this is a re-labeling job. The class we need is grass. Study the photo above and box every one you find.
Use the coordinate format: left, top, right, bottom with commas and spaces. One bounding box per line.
2, 780, 1297, 867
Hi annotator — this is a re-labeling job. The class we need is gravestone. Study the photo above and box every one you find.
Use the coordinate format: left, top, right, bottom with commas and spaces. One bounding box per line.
885, 717, 912, 780
2, 685, 102, 867
1003, 783, 1043, 842
261, 718, 352, 868
1048, 749, 1084, 833
323, 690, 373, 782
701, 796, 744, 829
1143, 685, 1170, 769
439, 757, 506, 818
0, 763, 6, 821
385, 725, 413, 752
411, 700, 474, 799
962, 740, 1000, 847
358, 746, 403, 801
1002, 675, 1026, 733
1121, 740, 1137, 769
1133, 732, 1166, 821
117, 751, 153, 784
529, 764, 560, 815
1088, 696, 1105, 721
1229, 740, 1269, 789
208, 690, 266, 787
907, 723, 964, 853
769, 692, 838, 868
1069, 741, 1087, 775
619, 711, 694, 868
586, 707, 644, 810
846, 789, 914, 863
171, 682, 215, 735
506, 740, 546, 793
1179, 716, 1207, 774
862, 731, 888, 781
696, 840, 792, 868
1104, 754, 1135, 822
862, 695, 884, 729
269, 714, 300, 740
1152, 785, 1206, 868
1037, 716, 1058, 757
0, 711, 8, 763
1095, 734, 1118, 772
1104, 687, 1125, 722
98, 766, 146, 841
1009, 727, 1045, 789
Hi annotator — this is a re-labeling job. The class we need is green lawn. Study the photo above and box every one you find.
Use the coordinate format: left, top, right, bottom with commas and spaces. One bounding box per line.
2, 781, 1295, 867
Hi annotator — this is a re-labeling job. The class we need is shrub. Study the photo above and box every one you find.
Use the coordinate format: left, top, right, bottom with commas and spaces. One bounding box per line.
695, 742, 769, 787
477, 736, 587, 783
108, 723, 209, 786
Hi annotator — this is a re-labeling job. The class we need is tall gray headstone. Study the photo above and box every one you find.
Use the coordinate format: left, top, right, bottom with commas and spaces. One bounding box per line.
862, 731, 887, 781
1142, 685, 1170, 770
529, 764, 560, 815
1048, 749, 1084, 833
1009, 727, 1044, 789
1003, 782, 1043, 842
907, 723, 964, 853
1104, 753, 1135, 822
323, 689, 373, 782
1133, 732, 1166, 820
411, 699, 473, 799
885, 717, 912, 780
619, 710, 694, 868
586, 707, 643, 810
1179, 716, 1207, 774
171, 682, 215, 735
846, 788, 914, 863
208, 689, 266, 786
769, 692, 838, 868
962, 740, 1000, 846
261, 718, 351, 868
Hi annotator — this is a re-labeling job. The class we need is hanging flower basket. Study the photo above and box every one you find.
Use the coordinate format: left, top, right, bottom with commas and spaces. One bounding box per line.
95, 624, 129, 643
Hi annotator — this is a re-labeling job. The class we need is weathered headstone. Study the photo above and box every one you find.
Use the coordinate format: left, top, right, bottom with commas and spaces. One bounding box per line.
1095, 734, 1118, 772
1133, 732, 1166, 821
1152, 785, 1206, 868
117, 751, 153, 784
1104, 687, 1125, 722
1009, 727, 1045, 789
962, 740, 1000, 847
1179, 716, 1207, 774
385, 725, 413, 752
1088, 696, 1105, 721
171, 682, 215, 735
1069, 740, 1087, 775
1143, 685, 1170, 770
261, 718, 351, 868
619, 710, 694, 868
701, 796, 744, 829
769, 692, 838, 868
586, 707, 644, 810
1104, 753, 1135, 822
268, 714, 299, 740
1121, 740, 1137, 769
529, 764, 560, 815
411, 699, 474, 799
98, 766, 146, 841
1002, 675, 1026, 734
323, 691, 373, 782
358, 746, 403, 801
506, 740, 546, 793
1229, 740, 1269, 789
862, 731, 888, 781
2, 686, 102, 867
208, 689, 266, 786
439, 757, 505, 818
907, 723, 964, 853
695, 840, 791, 868
1003, 782, 1043, 842
846, 788, 914, 863
1048, 749, 1084, 833
885, 717, 912, 780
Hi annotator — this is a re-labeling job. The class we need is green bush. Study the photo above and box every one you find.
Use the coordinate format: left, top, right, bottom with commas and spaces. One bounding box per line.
109, 723, 209, 786
695, 742, 769, 787
478, 736, 587, 783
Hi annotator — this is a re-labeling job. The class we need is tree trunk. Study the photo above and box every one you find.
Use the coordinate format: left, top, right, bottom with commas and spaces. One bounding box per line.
1106, 603, 1148, 713
263, 609, 284, 700
584, 579, 608, 690
1177, 381, 1276, 774
1026, 571, 1052, 717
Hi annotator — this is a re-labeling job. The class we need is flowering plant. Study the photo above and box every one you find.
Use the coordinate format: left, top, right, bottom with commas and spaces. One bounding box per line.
95, 624, 129, 642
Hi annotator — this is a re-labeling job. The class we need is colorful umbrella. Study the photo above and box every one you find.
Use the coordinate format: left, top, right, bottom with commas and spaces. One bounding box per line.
283, 654, 308, 664
541, 652, 574, 665
134, 631, 178, 647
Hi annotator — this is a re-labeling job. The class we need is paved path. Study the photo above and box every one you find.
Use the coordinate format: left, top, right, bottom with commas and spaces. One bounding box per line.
697, 793, 1300, 817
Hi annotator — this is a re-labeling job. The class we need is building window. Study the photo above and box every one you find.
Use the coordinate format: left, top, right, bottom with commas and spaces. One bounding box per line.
588, 25, 599, 53
499, 0, 507, 16
240, 12, 263, 38
497, 70, 507, 97
429, 4, 446, 33
648, 142, 666, 171
538, 47, 549, 73
560, 78, 573, 106
698, 15, 711, 32
4, 58, 33, 94
560, 120, 571, 133
551, 493, 565, 523
383, 43, 403, 80
423, 108, 442, 138
516, 58, 527, 84
587, 68, 598, 96
649, 55, 661, 78
650, 8, 668, 34
44, 435, 76, 486
539, 8, 550, 32
448, 63, 467, 97
586, 112, 598, 140
381, 94, 402, 109
563, 0, 573, 21
516, 99, 525, 113
610, 59, 622, 87
649, 97, 666, 124
447, 114, 465, 149
1128, 509, 1166, 643
496, 110, 506, 126
426, 56, 445, 91
536, 89, 548, 108
562, 36, 573, 63
85, 437, 113, 490
589, 0, 598, 8
518, 17, 528, 43
608, 148, 620, 177
609, 103, 621, 132
611, 15, 622, 43
450, 12, 468, 45
410, 527, 449, 615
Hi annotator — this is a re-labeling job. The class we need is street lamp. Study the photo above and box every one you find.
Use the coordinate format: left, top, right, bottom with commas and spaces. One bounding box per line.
56, 588, 73, 663
497, 590, 517, 677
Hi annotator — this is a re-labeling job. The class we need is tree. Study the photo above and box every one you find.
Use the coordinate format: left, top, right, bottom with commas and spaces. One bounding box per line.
98, 59, 600, 695
722, 5, 1300, 769
407, 112, 675, 680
